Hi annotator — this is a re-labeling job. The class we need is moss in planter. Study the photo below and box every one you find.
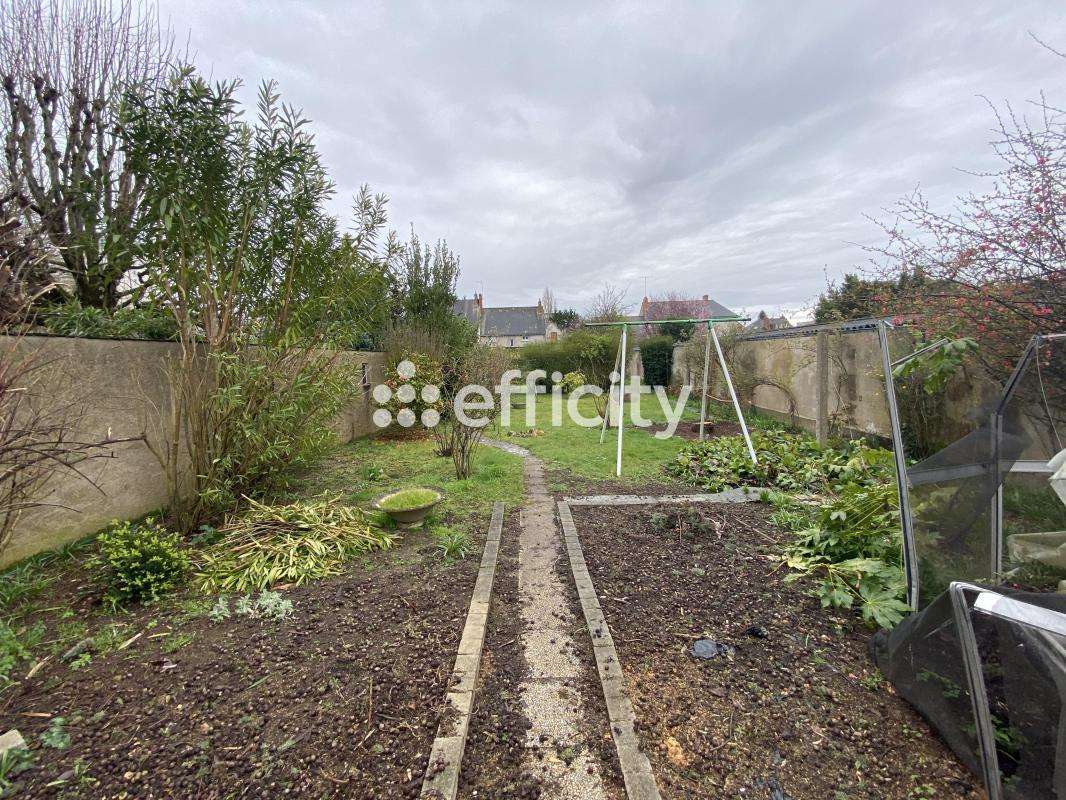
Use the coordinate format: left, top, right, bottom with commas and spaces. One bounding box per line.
378, 488, 441, 512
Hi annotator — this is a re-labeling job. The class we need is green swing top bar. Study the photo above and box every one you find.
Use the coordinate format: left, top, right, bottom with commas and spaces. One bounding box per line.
583, 315, 749, 327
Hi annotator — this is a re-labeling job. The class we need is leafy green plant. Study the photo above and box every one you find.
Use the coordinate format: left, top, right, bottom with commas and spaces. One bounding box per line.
223, 590, 294, 621
41, 300, 178, 341
162, 633, 194, 653
197, 497, 395, 592
559, 371, 586, 394
781, 483, 909, 628
518, 329, 620, 388
893, 337, 977, 395
253, 591, 294, 620
40, 717, 70, 750
208, 596, 232, 622
917, 669, 962, 700
667, 430, 894, 494
125, 69, 378, 534
0, 746, 34, 793
431, 526, 472, 562
91, 518, 189, 608
70, 652, 92, 670
381, 350, 445, 431
0, 620, 44, 686
639, 335, 675, 387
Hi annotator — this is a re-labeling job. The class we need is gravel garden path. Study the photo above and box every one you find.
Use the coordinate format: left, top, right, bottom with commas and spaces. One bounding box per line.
517, 450, 609, 799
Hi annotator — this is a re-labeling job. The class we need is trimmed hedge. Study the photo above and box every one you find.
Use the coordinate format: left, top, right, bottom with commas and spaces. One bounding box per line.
640, 335, 674, 386
518, 329, 619, 387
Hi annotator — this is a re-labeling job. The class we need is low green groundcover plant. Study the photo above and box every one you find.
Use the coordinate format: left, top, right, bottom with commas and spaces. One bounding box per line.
666, 429, 894, 493
197, 496, 396, 592
92, 517, 190, 608
377, 488, 441, 511
667, 432, 909, 628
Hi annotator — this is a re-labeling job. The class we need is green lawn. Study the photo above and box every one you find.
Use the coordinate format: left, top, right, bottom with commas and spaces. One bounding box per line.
489, 393, 690, 482
486, 390, 788, 484
292, 436, 525, 529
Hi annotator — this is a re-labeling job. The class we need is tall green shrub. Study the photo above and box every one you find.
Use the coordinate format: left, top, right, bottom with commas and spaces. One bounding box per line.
639, 335, 674, 386
518, 329, 619, 387
125, 69, 379, 531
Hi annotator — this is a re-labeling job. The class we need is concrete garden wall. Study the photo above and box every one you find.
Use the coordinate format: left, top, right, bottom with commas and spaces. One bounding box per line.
0, 335, 384, 567
672, 329, 996, 442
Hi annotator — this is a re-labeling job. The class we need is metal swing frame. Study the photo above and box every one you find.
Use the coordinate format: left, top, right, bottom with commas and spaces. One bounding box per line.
585, 315, 756, 477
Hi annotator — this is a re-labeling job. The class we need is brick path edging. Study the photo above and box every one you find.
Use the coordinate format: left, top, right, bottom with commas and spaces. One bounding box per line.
419, 501, 504, 800
557, 500, 662, 800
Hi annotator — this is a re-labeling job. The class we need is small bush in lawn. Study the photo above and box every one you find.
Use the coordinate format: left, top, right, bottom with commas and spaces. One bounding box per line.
559, 371, 586, 394
92, 518, 189, 608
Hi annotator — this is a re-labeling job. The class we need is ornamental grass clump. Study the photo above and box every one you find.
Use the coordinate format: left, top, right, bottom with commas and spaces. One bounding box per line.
197, 496, 396, 592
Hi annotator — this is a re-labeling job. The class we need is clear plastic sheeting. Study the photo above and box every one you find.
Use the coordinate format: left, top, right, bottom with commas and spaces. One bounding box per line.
873, 585, 1066, 799
999, 337, 1066, 592
960, 584, 1066, 799
896, 335, 1066, 607
874, 333, 1066, 800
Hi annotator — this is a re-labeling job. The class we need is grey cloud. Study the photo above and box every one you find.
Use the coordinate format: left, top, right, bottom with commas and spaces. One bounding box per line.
159, 0, 1066, 316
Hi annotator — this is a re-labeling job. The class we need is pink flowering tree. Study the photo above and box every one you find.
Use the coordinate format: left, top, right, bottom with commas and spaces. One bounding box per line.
871, 89, 1065, 378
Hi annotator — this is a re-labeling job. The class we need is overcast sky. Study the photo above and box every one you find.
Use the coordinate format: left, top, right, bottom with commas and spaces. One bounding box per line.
157, 0, 1066, 320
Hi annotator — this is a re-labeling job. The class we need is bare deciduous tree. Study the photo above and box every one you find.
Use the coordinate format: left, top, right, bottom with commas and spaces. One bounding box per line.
0, 222, 139, 558
585, 282, 630, 323
642, 291, 707, 339
444, 344, 510, 479
0, 190, 56, 326
0, 0, 175, 310
540, 286, 556, 317
0, 340, 142, 558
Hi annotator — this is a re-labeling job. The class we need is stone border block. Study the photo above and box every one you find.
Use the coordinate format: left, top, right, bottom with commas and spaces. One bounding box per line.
558, 500, 663, 800
419, 501, 505, 800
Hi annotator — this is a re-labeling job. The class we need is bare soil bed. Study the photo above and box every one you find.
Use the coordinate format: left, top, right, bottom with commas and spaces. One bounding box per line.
2, 537, 478, 799
646, 420, 743, 441
570, 501, 983, 799
459, 515, 541, 798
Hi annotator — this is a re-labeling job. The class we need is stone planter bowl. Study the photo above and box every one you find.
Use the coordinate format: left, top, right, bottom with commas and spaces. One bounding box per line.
373, 488, 443, 529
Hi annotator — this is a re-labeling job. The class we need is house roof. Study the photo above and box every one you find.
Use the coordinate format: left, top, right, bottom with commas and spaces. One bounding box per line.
641, 296, 738, 322
482, 306, 546, 337
744, 310, 792, 333
451, 297, 481, 326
